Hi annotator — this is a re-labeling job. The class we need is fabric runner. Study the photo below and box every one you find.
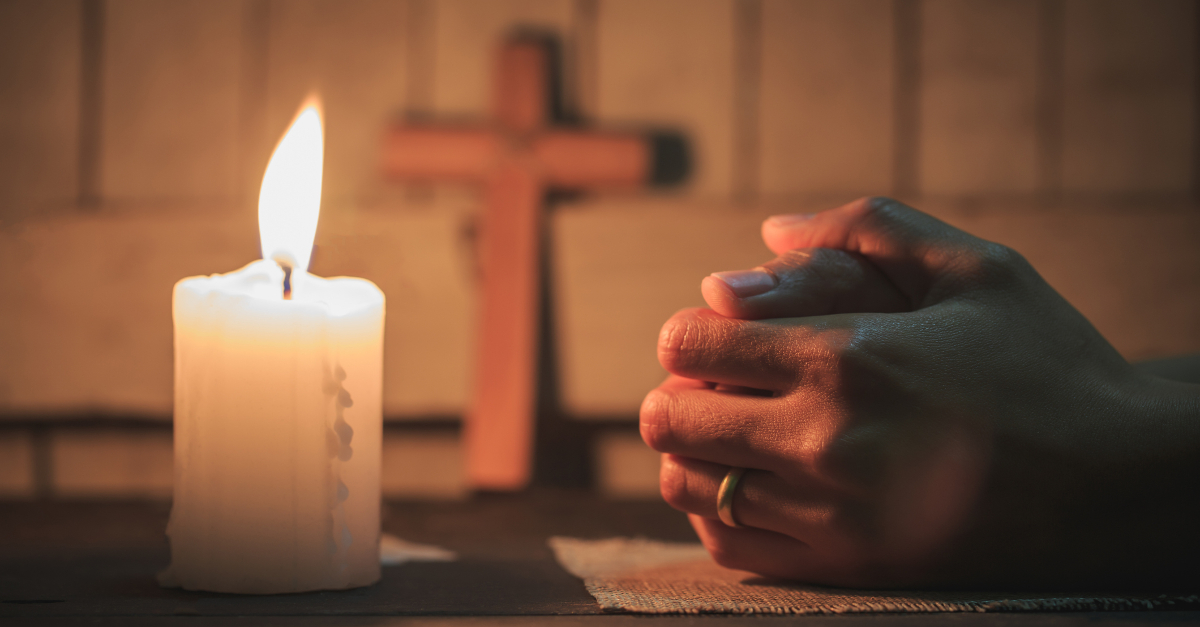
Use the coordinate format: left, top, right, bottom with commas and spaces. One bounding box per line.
549, 537, 1199, 615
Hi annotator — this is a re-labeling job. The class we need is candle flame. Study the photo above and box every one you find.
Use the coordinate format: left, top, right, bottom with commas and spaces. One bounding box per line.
259, 99, 323, 273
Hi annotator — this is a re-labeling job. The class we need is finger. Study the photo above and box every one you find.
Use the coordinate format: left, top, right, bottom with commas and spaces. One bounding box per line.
661, 455, 836, 543
640, 381, 792, 469
657, 307, 813, 391
689, 514, 826, 582
701, 248, 908, 320
761, 197, 1004, 306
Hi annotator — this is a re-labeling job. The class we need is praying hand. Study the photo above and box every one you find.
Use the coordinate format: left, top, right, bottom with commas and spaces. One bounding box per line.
642, 197, 1200, 591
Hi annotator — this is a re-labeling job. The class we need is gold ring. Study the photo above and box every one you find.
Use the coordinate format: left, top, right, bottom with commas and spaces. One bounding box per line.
716, 467, 747, 528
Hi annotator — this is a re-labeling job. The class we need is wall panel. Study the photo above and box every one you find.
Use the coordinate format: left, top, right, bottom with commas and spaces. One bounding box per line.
101, 0, 243, 202
920, 0, 1040, 195
0, 0, 81, 219
431, 0, 575, 117
1062, 0, 1195, 194
758, 0, 894, 197
596, 0, 736, 197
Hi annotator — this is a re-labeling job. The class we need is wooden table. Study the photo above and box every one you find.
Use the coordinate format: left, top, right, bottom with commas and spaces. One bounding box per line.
1, 494, 1195, 626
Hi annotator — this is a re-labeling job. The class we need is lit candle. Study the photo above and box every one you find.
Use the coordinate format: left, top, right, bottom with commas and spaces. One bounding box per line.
159, 101, 385, 594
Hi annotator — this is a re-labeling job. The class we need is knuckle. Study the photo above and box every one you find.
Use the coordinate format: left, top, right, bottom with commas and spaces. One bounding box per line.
949, 242, 1031, 290
657, 309, 732, 377
979, 242, 1029, 277
656, 312, 706, 374
860, 196, 906, 224
639, 388, 681, 452
863, 195, 898, 213
793, 333, 888, 479
836, 332, 882, 381
792, 420, 847, 481
835, 332, 903, 412
811, 326, 859, 372
842, 319, 901, 372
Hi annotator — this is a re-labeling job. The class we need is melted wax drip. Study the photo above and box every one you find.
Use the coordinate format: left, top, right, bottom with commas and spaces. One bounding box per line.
281, 263, 293, 300
325, 363, 355, 562
324, 366, 354, 462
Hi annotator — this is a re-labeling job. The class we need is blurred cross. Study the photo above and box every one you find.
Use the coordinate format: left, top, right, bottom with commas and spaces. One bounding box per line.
382, 31, 687, 491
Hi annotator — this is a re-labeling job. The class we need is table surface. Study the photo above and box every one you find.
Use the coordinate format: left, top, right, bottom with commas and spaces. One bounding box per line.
1, 494, 1197, 626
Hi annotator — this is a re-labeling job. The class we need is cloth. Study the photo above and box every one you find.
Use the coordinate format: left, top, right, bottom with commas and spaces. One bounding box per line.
549, 537, 1199, 615
379, 533, 456, 566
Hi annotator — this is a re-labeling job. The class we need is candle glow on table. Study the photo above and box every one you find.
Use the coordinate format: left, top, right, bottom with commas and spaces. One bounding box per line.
159, 101, 385, 594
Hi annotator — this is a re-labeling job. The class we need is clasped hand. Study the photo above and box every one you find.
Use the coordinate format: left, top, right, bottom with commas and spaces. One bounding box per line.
641, 197, 1200, 590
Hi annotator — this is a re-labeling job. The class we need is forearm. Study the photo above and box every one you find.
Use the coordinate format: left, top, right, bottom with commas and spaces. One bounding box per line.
1063, 376, 1200, 589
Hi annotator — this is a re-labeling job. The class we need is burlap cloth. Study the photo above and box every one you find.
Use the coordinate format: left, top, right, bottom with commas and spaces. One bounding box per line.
549, 537, 1199, 615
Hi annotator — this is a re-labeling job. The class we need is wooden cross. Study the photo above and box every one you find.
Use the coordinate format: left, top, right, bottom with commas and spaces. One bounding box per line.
382, 32, 687, 491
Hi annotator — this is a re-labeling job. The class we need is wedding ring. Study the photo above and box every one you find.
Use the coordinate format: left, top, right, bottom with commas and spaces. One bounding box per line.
716, 467, 747, 528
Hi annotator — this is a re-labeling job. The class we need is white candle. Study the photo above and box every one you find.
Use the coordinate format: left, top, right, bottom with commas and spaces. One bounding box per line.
159, 102, 385, 594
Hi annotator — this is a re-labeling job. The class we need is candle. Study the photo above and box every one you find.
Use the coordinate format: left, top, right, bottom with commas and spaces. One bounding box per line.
159, 101, 385, 594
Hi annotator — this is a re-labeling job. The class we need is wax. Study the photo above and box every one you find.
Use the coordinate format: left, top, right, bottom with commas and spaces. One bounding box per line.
160, 260, 384, 593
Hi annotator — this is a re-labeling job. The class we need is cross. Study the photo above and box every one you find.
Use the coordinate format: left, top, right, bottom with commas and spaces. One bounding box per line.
382, 31, 687, 491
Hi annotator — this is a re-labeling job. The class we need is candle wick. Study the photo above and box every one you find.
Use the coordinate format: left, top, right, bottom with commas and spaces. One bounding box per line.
281, 263, 293, 300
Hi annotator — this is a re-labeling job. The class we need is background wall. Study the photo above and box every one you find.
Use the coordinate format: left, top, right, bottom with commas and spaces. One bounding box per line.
1, 0, 1197, 499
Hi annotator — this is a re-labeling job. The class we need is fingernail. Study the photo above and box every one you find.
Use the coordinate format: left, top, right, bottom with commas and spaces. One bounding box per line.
766, 213, 816, 227
711, 270, 776, 298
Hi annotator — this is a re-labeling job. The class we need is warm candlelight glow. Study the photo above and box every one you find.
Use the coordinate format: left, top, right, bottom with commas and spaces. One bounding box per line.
259, 99, 324, 272
165, 96, 384, 594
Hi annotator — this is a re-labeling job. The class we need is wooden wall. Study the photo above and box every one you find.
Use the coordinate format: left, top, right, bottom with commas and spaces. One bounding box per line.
1, 0, 1197, 497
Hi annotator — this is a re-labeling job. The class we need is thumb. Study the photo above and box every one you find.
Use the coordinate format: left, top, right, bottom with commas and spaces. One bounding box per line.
762, 197, 1006, 307
701, 248, 908, 320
